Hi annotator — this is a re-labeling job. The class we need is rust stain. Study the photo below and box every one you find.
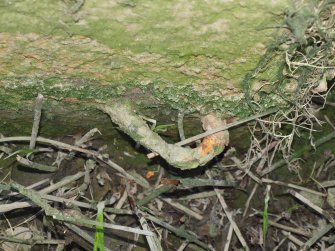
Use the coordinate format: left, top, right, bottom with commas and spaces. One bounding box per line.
197, 113, 229, 157
199, 136, 217, 157
145, 171, 155, 179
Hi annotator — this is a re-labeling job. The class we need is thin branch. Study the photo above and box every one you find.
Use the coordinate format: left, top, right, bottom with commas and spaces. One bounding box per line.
288, 189, 335, 225
16, 155, 58, 172
142, 211, 209, 250
137, 185, 175, 207
206, 170, 249, 250
106, 189, 128, 222
243, 183, 259, 217
177, 189, 225, 201
175, 108, 278, 146
161, 198, 203, 221
8, 181, 154, 236
262, 178, 326, 197
281, 230, 304, 247
0, 235, 64, 246
230, 156, 261, 183
300, 224, 333, 251
148, 108, 278, 159
177, 240, 189, 251
177, 112, 186, 141
75, 128, 101, 147
29, 94, 43, 150
65, 223, 113, 251
265, 219, 313, 238
0, 136, 150, 188
223, 224, 234, 251
0, 178, 49, 200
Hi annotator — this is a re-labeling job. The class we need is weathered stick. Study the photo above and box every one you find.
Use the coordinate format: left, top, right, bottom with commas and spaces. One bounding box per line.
99, 103, 229, 169
206, 170, 249, 250
30, 94, 43, 150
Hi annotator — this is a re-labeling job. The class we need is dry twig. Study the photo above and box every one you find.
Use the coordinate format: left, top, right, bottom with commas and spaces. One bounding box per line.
206, 170, 249, 250
29, 93, 43, 150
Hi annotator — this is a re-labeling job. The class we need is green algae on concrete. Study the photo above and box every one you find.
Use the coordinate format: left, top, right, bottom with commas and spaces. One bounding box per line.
0, 0, 289, 120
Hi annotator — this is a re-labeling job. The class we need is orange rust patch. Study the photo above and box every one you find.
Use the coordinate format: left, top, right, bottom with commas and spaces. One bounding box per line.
199, 136, 217, 157
197, 113, 229, 157
145, 171, 155, 179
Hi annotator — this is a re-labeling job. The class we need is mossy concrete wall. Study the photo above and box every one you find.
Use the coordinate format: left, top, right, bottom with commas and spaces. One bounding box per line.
0, 0, 288, 135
